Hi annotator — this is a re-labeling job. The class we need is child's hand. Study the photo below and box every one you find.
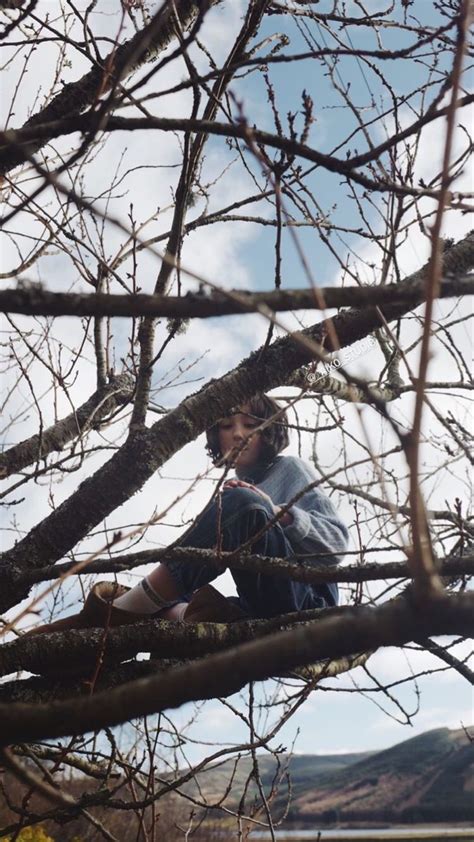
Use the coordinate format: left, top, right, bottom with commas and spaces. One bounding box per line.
223, 479, 277, 512
223, 480, 293, 526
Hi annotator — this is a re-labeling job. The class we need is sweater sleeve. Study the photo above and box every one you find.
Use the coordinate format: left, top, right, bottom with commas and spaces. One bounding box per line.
274, 457, 349, 566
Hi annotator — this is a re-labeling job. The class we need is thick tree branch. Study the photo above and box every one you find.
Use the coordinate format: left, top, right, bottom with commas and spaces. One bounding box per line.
0, 651, 370, 705
0, 591, 472, 746
1, 274, 472, 319
1, 604, 335, 678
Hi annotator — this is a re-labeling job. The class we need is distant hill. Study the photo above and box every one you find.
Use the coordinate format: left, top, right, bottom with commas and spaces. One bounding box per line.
182, 727, 473, 825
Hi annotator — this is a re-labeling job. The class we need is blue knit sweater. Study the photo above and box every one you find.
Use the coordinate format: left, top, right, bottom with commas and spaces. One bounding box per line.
237, 454, 349, 567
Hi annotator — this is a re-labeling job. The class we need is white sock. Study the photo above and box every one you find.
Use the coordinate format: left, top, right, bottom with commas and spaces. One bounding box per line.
160, 602, 188, 621
113, 577, 174, 615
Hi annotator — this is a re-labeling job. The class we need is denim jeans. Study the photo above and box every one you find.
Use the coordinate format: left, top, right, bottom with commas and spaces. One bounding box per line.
162, 486, 338, 619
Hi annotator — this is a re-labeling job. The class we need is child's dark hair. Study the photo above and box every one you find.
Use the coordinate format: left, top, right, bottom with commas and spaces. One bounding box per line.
205, 394, 290, 466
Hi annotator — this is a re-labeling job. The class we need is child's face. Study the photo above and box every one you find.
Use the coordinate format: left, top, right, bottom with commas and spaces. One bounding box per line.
217, 403, 263, 469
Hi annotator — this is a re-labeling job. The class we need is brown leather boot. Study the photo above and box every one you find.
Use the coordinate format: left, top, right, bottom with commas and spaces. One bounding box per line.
26, 582, 248, 676
27, 581, 248, 636
26, 581, 163, 636
183, 585, 249, 623
147, 585, 248, 662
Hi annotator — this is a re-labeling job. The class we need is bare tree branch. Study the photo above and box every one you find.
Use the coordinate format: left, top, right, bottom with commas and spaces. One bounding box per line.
0, 0, 220, 176
0, 373, 133, 479
4, 113, 473, 200
1, 273, 472, 319
12, 548, 474, 589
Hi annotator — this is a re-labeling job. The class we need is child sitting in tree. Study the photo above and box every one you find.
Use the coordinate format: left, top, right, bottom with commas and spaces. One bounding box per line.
31, 395, 349, 633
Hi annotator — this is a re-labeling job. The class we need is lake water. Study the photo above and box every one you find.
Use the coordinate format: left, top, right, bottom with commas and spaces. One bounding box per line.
250, 829, 474, 842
